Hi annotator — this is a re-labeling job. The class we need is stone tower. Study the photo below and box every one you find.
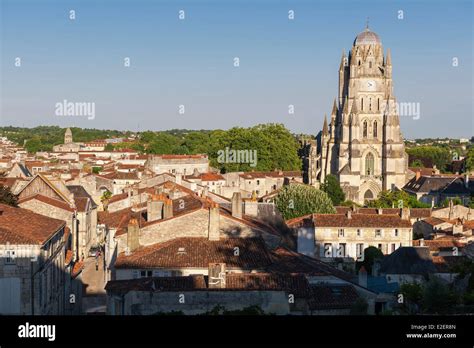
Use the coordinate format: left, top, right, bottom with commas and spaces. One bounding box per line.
316, 26, 408, 204
64, 127, 73, 144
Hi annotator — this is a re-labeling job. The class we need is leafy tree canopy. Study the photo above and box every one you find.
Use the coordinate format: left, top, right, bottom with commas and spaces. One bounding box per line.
275, 184, 335, 220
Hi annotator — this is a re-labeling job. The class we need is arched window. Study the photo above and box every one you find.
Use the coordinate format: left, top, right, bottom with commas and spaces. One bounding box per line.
363, 121, 368, 138
361, 98, 364, 111
365, 153, 374, 176
358, 60, 361, 66
369, 61, 372, 68
377, 98, 380, 111
373, 121, 378, 138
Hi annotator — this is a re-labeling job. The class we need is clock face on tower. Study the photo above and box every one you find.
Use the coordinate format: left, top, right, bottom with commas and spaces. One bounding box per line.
366, 80, 376, 91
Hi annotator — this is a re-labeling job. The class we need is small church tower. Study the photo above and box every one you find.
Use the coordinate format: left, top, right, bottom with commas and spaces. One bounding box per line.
64, 127, 73, 144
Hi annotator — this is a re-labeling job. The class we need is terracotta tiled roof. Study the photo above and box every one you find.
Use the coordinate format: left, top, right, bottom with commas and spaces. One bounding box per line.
308, 284, 360, 310
74, 197, 89, 212
422, 217, 449, 226
115, 237, 272, 269
199, 173, 225, 181
71, 261, 84, 278
65, 250, 74, 266
158, 154, 207, 160
18, 194, 75, 212
310, 214, 412, 228
421, 239, 466, 252
105, 273, 310, 297
431, 255, 468, 273
0, 203, 65, 244
267, 247, 329, 276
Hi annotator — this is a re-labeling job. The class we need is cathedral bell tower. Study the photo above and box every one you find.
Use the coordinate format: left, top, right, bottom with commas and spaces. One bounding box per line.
316, 24, 408, 204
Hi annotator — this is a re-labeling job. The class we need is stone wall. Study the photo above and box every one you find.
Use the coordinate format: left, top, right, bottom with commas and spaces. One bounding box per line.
108, 290, 290, 315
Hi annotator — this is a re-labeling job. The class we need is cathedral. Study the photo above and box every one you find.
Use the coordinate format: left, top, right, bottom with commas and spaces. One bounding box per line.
305, 25, 409, 204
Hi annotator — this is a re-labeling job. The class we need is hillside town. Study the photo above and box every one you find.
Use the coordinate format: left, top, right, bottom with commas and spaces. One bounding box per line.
1, 26, 473, 317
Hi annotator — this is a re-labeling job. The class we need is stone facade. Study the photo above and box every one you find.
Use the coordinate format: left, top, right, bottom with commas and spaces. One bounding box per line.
313, 27, 409, 204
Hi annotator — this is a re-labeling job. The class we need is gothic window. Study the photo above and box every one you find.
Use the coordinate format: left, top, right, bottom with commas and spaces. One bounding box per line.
363, 120, 368, 138
361, 98, 364, 110
373, 121, 378, 138
365, 153, 374, 176
377, 98, 380, 111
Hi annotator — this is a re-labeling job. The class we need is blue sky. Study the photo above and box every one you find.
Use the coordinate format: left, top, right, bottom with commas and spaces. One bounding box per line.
0, 0, 472, 138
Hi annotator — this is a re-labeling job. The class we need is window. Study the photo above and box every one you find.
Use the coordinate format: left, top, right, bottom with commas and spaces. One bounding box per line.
375, 229, 382, 237
373, 121, 378, 138
338, 229, 345, 237
365, 153, 374, 176
256, 180, 260, 185
378, 243, 383, 250
394, 229, 399, 237
140, 270, 153, 278
361, 98, 364, 111
363, 120, 368, 137
369, 61, 372, 68
357, 229, 362, 237
377, 98, 380, 111
5, 250, 16, 264
391, 243, 396, 253
356, 243, 364, 258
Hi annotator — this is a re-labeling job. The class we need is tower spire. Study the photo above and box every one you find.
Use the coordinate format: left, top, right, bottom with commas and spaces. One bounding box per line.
366, 17, 370, 31
386, 48, 392, 65
331, 98, 338, 116
322, 114, 329, 136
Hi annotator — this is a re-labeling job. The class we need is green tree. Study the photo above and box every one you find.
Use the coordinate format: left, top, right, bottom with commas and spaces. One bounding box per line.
321, 174, 345, 206
366, 190, 430, 208
421, 277, 457, 314
356, 246, 383, 274
466, 146, 474, 172
440, 197, 463, 208
400, 282, 423, 313
409, 159, 424, 168
275, 184, 335, 220
0, 186, 18, 207
406, 146, 451, 172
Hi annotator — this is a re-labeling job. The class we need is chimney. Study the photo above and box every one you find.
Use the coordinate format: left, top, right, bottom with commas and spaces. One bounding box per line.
346, 210, 352, 219
208, 203, 220, 241
377, 208, 383, 215
175, 173, 182, 185
147, 195, 163, 222
163, 199, 173, 219
231, 192, 242, 219
358, 266, 368, 288
208, 263, 226, 289
126, 218, 140, 253
401, 207, 410, 220
415, 170, 421, 181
